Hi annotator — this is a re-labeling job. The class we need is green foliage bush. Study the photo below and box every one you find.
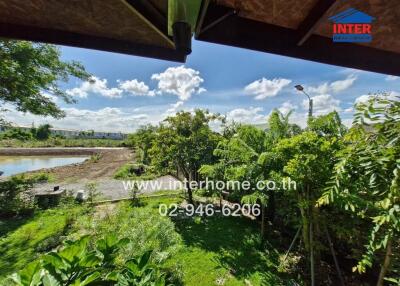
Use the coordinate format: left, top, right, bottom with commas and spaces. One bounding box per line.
114, 163, 159, 180
5, 235, 170, 286
317, 94, 400, 283
35, 124, 52, 140
85, 182, 100, 203
75, 202, 183, 263
0, 176, 35, 217
0, 129, 33, 141
0, 173, 53, 217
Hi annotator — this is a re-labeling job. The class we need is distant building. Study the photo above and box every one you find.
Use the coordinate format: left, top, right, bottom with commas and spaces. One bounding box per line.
0, 125, 127, 140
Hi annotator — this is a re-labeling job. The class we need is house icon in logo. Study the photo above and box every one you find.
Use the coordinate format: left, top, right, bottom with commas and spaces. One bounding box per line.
329, 8, 375, 43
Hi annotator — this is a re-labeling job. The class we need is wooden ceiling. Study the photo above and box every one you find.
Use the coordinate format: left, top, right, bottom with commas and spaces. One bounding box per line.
216, 0, 400, 54
0, 0, 399, 75
0, 0, 184, 62
196, 0, 400, 76
315, 0, 400, 54
217, 0, 319, 30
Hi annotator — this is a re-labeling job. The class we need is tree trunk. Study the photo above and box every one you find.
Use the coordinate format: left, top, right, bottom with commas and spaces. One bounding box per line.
311, 201, 321, 284
261, 204, 265, 239
377, 237, 392, 286
310, 219, 315, 286
299, 192, 310, 252
186, 170, 196, 205
187, 188, 193, 204
266, 191, 275, 223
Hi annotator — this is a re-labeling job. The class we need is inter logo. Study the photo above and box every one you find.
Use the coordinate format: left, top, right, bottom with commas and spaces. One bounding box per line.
329, 8, 375, 43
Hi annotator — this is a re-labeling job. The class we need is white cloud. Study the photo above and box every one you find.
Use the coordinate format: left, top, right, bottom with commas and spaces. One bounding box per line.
330, 75, 357, 93
355, 91, 400, 105
66, 67, 206, 101
99, 88, 124, 98
244, 78, 292, 100
2, 105, 156, 133
151, 65, 205, 101
305, 75, 357, 95
165, 101, 184, 114
226, 107, 266, 124
387, 91, 399, 99
305, 83, 330, 95
354, 94, 371, 104
342, 118, 353, 127
59, 107, 150, 131
344, 107, 354, 113
278, 101, 297, 115
303, 94, 341, 115
386, 75, 399, 81
339, 68, 369, 76
66, 87, 88, 98
42, 92, 59, 103
118, 79, 153, 96
66, 76, 123, 98
197, 87, 207, 94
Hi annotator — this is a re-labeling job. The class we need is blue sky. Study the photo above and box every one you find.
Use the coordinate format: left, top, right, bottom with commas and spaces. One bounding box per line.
7, 40, 399, 132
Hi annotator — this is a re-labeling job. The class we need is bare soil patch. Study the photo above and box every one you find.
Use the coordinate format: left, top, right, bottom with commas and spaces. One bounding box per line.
29, 148, 134, 182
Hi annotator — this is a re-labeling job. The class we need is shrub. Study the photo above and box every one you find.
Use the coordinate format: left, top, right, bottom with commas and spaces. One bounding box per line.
0, 176, 35, 217
85, 182, 100, 203
114, 163, 158, 180
0, 173, 55, 217
6, 235, 172, 286
27, 173, 54, 183
0, 129, 33, 141
35, 124, 52, 140
89, 153, 102, 163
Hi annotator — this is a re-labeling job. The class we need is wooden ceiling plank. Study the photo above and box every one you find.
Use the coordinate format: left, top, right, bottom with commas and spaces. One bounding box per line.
196, 5, 400, 76
200, 9, 236, 35
296, 0, 339, 46
0, 22, 185, 62
195, 0, 211, 37
121, 0, 175, 48
197, 4, 236, 36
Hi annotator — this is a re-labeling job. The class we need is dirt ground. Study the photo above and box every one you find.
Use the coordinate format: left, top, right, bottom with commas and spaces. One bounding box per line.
33, 148, 134, 183
23, 148, 180, 201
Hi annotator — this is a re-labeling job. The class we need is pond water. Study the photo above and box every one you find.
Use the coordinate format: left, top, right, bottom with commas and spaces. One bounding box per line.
0, 156, 89, 177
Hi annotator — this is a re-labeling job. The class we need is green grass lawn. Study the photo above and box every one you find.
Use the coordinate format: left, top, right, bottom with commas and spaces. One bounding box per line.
0, 195, 301, 285
170, 215, 295, 286
0, 205, 86, 279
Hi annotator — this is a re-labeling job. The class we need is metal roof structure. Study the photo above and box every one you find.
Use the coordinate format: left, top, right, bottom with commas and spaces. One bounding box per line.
1, 0, 399, 75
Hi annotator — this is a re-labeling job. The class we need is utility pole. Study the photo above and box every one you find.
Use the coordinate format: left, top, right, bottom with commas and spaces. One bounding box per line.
294, 85, 313, 118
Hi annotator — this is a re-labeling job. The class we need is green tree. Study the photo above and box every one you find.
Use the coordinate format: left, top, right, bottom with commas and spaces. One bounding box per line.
318, 94, 400, 285
35, 124, 52, 140
261, 109, 302, 223
150, 110, 221, 203
271, 131, 339, 246
126, 125, 158, 165
201, 110, 301, 238
308, 110, 347, 137
258, 111, 345, 283
200, 125, 268, 237
265, 109, 302, 146
0, 40, 90, 118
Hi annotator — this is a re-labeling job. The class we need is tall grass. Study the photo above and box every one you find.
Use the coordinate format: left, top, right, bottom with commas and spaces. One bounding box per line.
0, 138, 124, 147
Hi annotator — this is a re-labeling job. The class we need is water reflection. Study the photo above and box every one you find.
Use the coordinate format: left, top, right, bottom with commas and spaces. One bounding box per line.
0, 156, 89, 177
